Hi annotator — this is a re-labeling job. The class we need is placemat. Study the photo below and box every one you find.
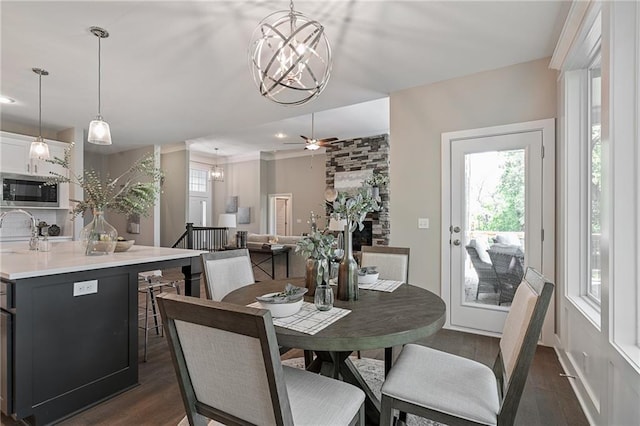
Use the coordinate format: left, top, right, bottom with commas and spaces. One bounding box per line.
359, 279, 404, 292
247, 301, 350, 335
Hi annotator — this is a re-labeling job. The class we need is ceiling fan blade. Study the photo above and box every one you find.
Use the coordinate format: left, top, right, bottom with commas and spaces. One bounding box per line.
318, 137, 339, 143
300, 135, 310, 141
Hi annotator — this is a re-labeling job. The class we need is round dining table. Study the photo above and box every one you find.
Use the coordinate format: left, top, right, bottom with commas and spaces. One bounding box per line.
222, 277, 446, 425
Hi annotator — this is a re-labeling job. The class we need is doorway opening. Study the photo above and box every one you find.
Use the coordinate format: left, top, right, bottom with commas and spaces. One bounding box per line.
268, 193, 293, 236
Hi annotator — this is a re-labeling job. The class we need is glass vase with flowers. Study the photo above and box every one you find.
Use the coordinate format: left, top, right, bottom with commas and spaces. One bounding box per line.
295, 230, 336, 296
46, 144, 164, 255
327, 186, 380, 301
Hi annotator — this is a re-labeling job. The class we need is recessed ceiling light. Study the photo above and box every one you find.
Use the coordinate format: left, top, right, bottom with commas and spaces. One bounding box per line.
275, 132, 287, 139
0, 96, 16, 104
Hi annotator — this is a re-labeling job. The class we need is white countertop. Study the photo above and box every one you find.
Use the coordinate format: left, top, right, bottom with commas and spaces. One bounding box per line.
0, 241, 205, 280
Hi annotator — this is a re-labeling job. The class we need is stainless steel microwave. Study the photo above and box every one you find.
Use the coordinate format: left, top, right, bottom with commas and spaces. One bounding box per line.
1, 173, 59, 207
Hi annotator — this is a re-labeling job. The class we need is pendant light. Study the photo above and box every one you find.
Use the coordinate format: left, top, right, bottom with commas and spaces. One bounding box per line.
210, 148, 224, 182
29, 68, 50, 160
87, 26, 112, 145
248, 0, 332, 106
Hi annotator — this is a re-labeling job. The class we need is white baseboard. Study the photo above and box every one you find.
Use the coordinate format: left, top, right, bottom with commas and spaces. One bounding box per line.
554, 346, 599, 426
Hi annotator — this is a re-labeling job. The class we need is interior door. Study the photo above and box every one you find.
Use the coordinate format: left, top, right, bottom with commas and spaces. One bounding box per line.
443, 120, 553, 335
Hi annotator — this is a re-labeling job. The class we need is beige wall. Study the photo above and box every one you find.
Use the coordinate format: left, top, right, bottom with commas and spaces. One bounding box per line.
389, 57, 557, 293
106, 146, 156, 246
268, 153, 327, 235
212, 159, 263, 234
161, 150, 188, 247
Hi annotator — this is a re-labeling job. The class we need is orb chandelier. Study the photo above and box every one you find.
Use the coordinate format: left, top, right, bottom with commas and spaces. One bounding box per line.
248, 0, 332, 106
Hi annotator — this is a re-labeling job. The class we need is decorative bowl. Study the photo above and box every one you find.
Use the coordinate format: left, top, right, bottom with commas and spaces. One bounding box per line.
256, 293, 304, 318
358, 267, 379, 285
114, 240, 135, 252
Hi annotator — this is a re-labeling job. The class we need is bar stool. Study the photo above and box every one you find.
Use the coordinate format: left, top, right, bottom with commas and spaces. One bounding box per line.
138, 270, 182, 362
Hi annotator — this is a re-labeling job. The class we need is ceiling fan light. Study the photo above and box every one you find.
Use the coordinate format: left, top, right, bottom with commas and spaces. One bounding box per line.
306, 142, 321, 151
29, 137, 50, 160
88, 117, 112, 145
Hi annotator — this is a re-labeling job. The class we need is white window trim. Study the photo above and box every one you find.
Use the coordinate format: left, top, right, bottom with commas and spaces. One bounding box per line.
605, 0, 640, 365
561, 5, 603, 328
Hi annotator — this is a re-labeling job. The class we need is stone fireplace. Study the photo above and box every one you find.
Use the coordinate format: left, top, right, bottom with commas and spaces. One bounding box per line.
326, 134, 390, 247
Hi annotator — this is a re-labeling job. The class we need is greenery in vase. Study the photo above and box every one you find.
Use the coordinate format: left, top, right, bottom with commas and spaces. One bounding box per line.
329, 186, 380, 231
296, 230, 336, 285
295, 230, 336, 260
46, 144, 164, 218
364, 172, 389, 187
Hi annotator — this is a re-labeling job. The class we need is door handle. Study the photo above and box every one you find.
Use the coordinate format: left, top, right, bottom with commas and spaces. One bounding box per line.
453, 239, 461, 246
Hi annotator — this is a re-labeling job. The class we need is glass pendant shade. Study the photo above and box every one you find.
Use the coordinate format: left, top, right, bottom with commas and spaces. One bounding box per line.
29, 137, 50, 160
248, 2, 332, 106
88, 117, 112, 145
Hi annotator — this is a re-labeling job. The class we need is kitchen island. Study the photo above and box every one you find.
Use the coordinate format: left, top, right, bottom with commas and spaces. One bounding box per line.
0, 241, 204, 425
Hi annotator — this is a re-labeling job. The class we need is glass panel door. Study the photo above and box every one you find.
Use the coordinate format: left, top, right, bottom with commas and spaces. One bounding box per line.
450, 131, 542, 333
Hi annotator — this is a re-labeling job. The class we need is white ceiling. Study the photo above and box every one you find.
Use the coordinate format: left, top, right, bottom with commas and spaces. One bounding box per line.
0, 1, 569, 158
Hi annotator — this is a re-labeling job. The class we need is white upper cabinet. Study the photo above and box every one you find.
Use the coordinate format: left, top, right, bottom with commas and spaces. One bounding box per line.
0, 131, 69, 177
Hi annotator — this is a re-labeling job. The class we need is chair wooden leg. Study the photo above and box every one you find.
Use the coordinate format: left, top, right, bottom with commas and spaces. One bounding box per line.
380, 394, 395, 426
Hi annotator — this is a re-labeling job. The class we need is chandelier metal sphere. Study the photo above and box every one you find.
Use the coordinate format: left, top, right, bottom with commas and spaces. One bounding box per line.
248, 1, 332, 106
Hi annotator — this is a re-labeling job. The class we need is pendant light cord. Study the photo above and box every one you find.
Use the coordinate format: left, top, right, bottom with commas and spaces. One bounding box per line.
97, 35, 102, 116
38, 72, 42, 138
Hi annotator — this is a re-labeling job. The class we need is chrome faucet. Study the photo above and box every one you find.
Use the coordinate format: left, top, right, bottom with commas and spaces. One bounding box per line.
0, 209, 39, 250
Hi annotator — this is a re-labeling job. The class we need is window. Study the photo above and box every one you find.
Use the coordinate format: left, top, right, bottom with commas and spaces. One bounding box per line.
587, 59, 602, 304
189, 168, 208, 193
561, 8, 603, 322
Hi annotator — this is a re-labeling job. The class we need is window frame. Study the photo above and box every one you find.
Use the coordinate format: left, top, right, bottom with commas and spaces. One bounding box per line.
189, 168, 209, 194
585, 53, 602, 306
562, 7, 603, 326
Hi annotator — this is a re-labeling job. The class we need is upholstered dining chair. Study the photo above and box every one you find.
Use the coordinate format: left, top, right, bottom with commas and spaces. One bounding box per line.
360, 246, 410, 282
202, 249, 295, 357
201, 249, 255, 301
379, 267, 554, 426
359, 246, 410, 366
156, 293, 366, 426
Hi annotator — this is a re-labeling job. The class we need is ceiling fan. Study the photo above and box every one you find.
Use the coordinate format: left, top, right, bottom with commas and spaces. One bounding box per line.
283, 113, 339, 151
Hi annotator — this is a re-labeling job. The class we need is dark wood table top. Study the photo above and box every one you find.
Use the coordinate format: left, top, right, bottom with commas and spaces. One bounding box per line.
222, 278, 446, 352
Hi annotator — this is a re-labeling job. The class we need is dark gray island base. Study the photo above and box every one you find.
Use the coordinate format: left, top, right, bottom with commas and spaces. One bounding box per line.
0, 244, 202, 425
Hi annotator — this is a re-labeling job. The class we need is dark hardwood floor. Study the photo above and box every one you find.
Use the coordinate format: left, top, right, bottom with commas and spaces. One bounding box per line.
2, 271, 588, 426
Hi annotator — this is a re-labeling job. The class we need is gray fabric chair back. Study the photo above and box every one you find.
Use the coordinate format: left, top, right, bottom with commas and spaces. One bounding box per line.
201, 249, 255, 301
360, 246, 410, 282
157, 294, 293, 425
494, 267, 554, 424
